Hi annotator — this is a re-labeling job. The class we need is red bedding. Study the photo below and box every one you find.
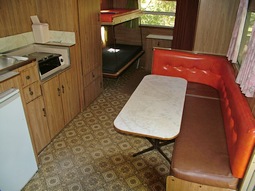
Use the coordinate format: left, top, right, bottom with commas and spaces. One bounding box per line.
100, 9, 141, 23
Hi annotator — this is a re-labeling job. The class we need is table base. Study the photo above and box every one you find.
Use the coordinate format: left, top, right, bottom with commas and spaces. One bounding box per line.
133, 138, 174, 163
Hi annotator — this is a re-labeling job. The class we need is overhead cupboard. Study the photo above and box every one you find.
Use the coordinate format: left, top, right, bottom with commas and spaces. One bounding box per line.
100, 8, 144, 77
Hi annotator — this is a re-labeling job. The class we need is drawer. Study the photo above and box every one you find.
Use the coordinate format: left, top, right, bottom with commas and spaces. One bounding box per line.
23, 81, 41, 103
84, 66, 102, 87
20, 65, 39, 87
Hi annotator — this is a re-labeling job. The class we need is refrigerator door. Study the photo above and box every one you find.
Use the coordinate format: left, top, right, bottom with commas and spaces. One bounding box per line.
0, 88, 38, 191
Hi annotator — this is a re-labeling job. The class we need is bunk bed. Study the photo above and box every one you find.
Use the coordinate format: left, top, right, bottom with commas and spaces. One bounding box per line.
101, 8, 144, 78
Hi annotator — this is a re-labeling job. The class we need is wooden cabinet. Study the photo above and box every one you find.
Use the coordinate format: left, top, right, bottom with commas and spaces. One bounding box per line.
145, 34, 173, 72
26, 96, 50, 153
59, 68, 80, 123
42, 68, 80, 138
78, 0, 103, 107
15, 62, 51, 155
84, 65, 102, 107
23, 81, 41, 103
42, 75, 64, 138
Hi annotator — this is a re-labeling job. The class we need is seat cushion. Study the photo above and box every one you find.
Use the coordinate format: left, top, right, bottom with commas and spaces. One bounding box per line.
186, 82, 219, 99
171, 84, 239, 189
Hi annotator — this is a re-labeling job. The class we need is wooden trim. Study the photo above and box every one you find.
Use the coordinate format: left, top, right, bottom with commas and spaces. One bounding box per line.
166, 176, 237, 191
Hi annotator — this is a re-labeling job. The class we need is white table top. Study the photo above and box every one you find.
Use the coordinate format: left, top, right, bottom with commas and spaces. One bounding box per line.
114, 74, 187, 140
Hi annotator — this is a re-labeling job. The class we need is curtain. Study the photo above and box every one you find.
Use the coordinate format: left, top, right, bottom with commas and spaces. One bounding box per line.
236, 22, 255, 97
172, 0, 199, 50
227, 0, 249, 63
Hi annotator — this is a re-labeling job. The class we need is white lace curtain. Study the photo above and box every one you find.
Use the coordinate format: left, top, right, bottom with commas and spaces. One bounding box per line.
236, 22, 255, 97
227, 0, 255, 97
227, 0, 248, 63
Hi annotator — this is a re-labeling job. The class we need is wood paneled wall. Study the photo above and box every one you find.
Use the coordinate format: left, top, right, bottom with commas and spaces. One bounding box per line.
35, 0, 78, 31
0, 0, 37, 37
193, 0, 240, 55
101, 0, 112, 9
113, 0, 128, 8
110, 24, 173, 68
0, 0, 79, 36
0, 0, 83, 108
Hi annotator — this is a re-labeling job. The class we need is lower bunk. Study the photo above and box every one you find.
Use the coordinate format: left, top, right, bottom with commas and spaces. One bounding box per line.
102, 44, 144, 78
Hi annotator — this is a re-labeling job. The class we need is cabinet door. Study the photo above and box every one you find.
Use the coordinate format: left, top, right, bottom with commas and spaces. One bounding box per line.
84, 75, 103, 107
78, 0, 100, 75
78, 0, 102, 108
42, 76, 64, 138
59, 68, 80, 124
26, 96, 51, 154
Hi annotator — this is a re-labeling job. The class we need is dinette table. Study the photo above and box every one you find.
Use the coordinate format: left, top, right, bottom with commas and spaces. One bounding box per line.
114, 74, 187, 162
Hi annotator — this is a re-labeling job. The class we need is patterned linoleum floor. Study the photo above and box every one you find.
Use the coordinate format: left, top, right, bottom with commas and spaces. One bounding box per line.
22, 66, 174, 191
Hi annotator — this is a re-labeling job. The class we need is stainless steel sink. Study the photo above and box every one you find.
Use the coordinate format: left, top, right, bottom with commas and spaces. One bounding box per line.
0, 55, 28, 71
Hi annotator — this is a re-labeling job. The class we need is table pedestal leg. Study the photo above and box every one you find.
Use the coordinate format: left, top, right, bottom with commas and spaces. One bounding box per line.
132, 138, 174, 163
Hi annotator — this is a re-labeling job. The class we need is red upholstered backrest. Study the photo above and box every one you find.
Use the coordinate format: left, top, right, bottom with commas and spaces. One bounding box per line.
152, 48, 255, 178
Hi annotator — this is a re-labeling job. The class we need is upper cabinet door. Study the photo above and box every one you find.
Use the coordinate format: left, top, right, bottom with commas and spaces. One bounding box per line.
78, 0, 102, 75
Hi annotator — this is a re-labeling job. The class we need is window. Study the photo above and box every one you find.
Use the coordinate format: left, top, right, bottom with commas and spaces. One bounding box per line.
237, 11, 255, 67
139, 0, 176, 27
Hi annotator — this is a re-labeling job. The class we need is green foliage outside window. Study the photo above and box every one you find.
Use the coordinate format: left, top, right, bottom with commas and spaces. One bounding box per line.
140, 0, 176, 27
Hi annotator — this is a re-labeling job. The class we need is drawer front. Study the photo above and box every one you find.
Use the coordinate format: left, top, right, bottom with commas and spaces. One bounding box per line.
23, 82, 41, 103
20, 66, 39, 87
84, 66, 102, 87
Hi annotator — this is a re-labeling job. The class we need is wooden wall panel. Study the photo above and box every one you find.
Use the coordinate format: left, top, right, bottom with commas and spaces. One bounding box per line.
0, 0, 37, 37
101, 0, 113, 9
113, 0, 128, 8
35, 0, 77, 31
109, 24, 173, 68
193, 0, 240, 55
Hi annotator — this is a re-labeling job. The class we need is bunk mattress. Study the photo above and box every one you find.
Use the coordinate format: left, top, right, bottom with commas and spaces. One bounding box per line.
103, 44, 144, 77
100, 9, 142, 25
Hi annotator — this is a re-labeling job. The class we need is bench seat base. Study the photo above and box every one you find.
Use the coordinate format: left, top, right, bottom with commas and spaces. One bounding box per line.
166, 176, 236, 191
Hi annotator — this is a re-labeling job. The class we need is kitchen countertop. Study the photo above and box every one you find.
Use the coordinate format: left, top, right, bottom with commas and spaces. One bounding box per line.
0, 58, 36, 82
0, 43, 72, 82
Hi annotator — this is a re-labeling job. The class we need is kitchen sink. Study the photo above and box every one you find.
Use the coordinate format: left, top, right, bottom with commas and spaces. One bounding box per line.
0, 55, 28, 71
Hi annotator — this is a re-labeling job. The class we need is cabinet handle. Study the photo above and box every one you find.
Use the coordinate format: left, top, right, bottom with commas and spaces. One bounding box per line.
26, 75, 30, 80
57, 87, 61, 96
29, 87, 33, 95
42, 108, 46, 117
62, 85, 65, 94
92, 72, 95, 78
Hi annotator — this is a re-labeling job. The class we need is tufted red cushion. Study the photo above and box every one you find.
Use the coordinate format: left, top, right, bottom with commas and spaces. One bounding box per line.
152, 48, 255, 178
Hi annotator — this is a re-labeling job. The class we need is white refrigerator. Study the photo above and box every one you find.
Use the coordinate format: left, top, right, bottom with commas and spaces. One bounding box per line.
0, 88, 38, 191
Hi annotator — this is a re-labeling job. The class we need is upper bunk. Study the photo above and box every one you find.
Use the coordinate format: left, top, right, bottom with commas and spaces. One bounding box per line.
100, 8, 142, 26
